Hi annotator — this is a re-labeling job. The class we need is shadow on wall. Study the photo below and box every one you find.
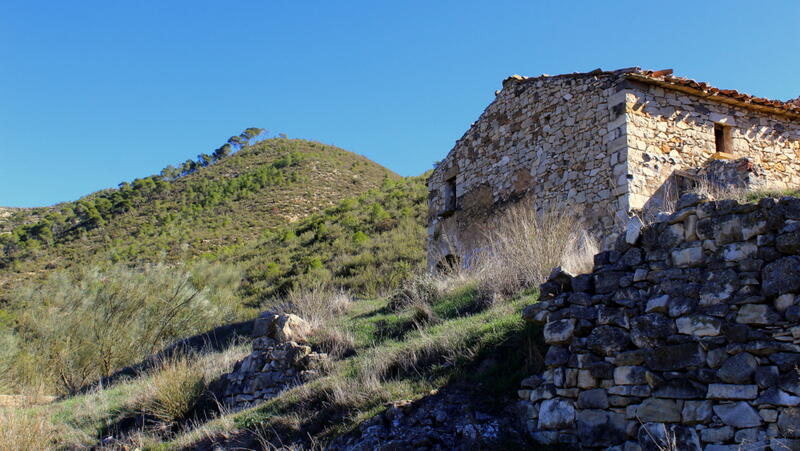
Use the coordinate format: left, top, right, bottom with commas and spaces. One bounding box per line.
638, 158, 763, 222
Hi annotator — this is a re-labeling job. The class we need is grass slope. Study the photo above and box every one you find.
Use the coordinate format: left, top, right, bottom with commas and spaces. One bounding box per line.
0, 138, 397, 293
8, 285, 542, 450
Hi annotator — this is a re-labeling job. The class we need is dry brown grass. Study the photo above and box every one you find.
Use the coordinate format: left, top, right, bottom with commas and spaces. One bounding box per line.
472, 204, 597, 298
0, 407, 58, 451
138, 343, 250, 424
139, 355, 207, 424
286, 281, 352, 330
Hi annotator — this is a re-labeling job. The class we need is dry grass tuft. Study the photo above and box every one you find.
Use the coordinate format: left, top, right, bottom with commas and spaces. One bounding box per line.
139, 355, 207, 424
286, 281, 352, 330
138, 344, 250, 424
472, 204, 597, 299
0, 407, 57, 451
312, 327, 357, 359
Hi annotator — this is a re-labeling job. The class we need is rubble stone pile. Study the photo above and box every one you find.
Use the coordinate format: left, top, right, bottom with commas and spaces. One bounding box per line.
216, 313, 327, 410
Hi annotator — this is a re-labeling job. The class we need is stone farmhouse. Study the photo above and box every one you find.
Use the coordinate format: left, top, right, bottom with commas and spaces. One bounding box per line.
428, 67, 800, 268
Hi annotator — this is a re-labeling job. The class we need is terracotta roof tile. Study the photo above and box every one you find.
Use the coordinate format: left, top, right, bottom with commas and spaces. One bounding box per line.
627, 69, 799, 116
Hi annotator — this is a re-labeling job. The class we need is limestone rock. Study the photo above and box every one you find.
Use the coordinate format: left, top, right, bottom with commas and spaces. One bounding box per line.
706, 383, 758, 400
645, 343, 705, 371
587, 326, 630, 356
736, 304, 781, 325
626, 216, 643, 245
543, 319, 576, 345
576, 410, 626, 447
713, 402, 762, 428
681, 400, 712, 424
763, 256, 800, 298
716, 352, 758, 384
631, 313, 675, 348
778, 408, 800, 438
635, 399, 681, 423
676, 315, 722, 336
537, 398, 575, 430
274, 314, 311, 343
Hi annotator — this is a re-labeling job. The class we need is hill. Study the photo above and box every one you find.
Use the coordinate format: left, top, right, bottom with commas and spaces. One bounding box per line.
0, 134, 429, 395
0, 137, 400, 294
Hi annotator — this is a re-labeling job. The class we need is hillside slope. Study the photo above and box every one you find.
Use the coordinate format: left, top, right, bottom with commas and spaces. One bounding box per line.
0, 137, 398, 292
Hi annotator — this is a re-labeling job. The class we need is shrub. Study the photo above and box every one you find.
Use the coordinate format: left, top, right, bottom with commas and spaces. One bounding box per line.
139, 355, 206, 424
6, 262, 243, 394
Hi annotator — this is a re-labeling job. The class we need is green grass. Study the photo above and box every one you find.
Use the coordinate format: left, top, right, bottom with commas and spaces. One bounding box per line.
8, 274, 541, 450
156, 289, 539, 449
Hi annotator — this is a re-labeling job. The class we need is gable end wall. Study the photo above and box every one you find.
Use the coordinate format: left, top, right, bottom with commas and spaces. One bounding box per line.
428, 74, 631, 268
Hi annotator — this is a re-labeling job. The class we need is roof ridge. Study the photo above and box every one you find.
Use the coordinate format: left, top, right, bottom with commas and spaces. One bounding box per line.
501, 67, 799, 116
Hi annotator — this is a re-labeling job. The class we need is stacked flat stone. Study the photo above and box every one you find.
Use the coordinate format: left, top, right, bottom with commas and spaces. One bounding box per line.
218, 313, 327, 410
519, 194, 800, 450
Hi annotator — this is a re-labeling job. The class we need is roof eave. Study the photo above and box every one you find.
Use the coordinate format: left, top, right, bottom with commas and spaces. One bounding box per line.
625, 73, 800, 120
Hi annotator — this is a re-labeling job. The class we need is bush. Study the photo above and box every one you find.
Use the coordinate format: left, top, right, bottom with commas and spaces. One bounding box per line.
6, 262, 243, 394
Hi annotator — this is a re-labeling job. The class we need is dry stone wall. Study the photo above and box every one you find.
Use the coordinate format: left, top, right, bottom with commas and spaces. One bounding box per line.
520, 194, 800, 450
215, 313, 327, 410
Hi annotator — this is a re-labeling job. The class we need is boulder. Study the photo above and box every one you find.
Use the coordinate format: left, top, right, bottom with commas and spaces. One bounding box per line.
273, 314, 311, 342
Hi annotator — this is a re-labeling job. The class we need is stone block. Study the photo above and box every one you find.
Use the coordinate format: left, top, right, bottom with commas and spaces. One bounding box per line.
713, 402, 762, 428
537, 398, 576, 430
706, 383, 758, 400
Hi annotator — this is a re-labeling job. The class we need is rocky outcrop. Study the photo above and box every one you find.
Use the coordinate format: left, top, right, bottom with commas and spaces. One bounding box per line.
521, 194, 800, 450
215, 313, 327, 410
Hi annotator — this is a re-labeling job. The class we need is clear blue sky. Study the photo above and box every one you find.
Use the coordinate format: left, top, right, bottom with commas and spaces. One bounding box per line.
1, 1, 798, 207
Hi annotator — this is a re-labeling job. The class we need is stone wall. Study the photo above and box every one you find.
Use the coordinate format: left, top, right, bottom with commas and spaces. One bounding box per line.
427, 69, 800, 270
624, 81, 800, 213
519, 194, 800, 450
427, 70, 630, 267
214, 313, 327, 410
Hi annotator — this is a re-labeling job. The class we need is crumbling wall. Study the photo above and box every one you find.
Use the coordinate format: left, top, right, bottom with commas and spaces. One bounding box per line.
428, 70, 630, 268
625, 81, 800, 213
215, 313, 327, 410
520, 194, 800, 450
